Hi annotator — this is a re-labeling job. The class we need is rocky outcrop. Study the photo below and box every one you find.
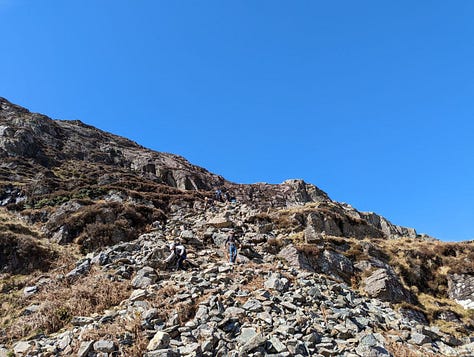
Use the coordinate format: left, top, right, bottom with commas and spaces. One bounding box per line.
304, 209, 385, 240
448, 274, 474, 309
278, 244, 354, 282
0, 97, 224, 191
361, 211, 418, 239
363, 268, 414, 304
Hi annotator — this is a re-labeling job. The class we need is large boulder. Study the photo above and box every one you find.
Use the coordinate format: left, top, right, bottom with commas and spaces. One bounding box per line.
363, 268, 413, 303
278, 245, 354, 282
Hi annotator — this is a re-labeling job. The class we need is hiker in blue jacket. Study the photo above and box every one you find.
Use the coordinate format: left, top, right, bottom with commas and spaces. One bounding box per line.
225, 231, 241, 264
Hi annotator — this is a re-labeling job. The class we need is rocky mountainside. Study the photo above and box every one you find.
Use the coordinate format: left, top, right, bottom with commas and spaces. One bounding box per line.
0, 97, 473, 356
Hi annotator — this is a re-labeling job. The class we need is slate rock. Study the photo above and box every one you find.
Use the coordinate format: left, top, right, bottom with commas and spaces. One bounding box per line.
93, 340, 116, 353
364, 268, 412, 303
148, 331, 171, 351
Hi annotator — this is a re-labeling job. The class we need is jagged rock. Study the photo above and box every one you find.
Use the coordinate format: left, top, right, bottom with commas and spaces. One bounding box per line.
410, 332, 431, 345
435, 310, 462, 323
65, 259, 91, 280
399, 308, 428, 324
456, 342, 474, 356
130, 289, 147, 301
13, 341, 32, 355
242, 299, 263, 312
22, 304, 40, 316
363, 268, 412, 303
447, 273, 474, 309
132, 266, 158, 289
57, 331, 73, 351
319, 249, 354, 281
93, 340, 116, 353
269, 336, 287, 353
239, 331, 266, 354
148, 331, 171, 351
179, 342, 202, 355
264, 272, 289, 292
208, 216, 234, 229
224, 307, 245, 317
362, 211, 417, 239
91, 251, 110, 265
278, 245, 353, 282
304, 225, 322, 244
305, 208, 385, 240
77, 341, 94, 357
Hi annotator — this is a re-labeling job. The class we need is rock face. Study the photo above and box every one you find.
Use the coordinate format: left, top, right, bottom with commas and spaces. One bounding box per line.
448, 274, 474, 309
278, 245, 354, 282
0, 97, 224, 191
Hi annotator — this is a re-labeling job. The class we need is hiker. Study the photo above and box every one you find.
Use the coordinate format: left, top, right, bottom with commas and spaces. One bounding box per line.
204, 196, 216, 212
164, 242, 187, 270
215, 189, 223, 202
225, 231, 241, 264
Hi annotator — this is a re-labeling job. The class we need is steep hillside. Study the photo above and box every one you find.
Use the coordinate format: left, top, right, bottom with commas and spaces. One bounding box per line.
0, 98, 473, 356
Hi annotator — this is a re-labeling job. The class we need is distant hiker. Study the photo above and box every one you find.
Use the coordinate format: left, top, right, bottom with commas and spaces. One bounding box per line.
165, 242, 187, 270
215, 189, 223, 202
204, 196, 216, 212
225, 231, 241, 264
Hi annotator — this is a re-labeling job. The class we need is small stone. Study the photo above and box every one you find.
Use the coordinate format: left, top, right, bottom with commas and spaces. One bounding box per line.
237, 328, 257, 346
224, 306, 245, 317
130, 289, 147, 301
269, 336, 287, 353
71, 316, 95, 326
257, 311, 273, 325
410, 332, 431, 345
93, 340, 116, 353
22, 304, 40, 316
147, 331, 171, 351
13, 341, 31, 355
242, 298, 263, 312
23, 286, 38, 297
77, 341, 94, 357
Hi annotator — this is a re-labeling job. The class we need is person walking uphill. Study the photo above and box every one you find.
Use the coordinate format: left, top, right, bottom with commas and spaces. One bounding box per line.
164, 242, 187, 271
225, 231, 241, 264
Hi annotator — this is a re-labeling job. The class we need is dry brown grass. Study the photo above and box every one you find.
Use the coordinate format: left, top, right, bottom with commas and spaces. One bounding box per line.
384, 337, 438, 357
296, 244, 321, 257
416, 293, 474, 336
146, 282, 201, 325
0, 233, 56, 274
79, 314, 148, 356
3, 268, 130, 342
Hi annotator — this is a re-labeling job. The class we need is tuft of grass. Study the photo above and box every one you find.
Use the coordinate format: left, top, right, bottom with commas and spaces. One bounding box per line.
416, 293, 474, 335
296, 244, 321, 257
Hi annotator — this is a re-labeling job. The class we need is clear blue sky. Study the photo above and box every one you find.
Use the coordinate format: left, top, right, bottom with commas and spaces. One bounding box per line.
1, 1, 473, 242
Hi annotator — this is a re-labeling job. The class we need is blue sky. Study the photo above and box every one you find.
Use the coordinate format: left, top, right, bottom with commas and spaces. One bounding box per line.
1, 1, 473, 242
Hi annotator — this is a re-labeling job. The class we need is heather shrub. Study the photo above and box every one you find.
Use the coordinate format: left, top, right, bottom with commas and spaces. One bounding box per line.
0, 232, 55, 274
